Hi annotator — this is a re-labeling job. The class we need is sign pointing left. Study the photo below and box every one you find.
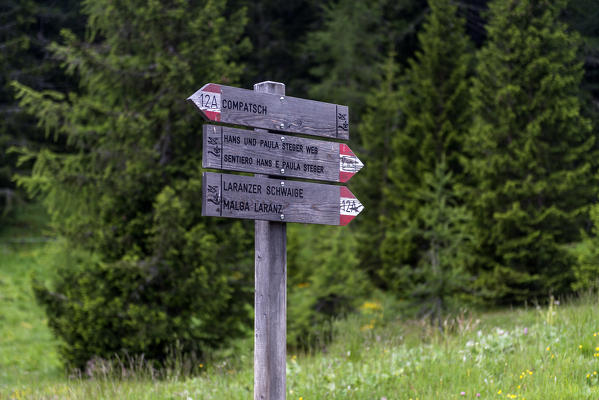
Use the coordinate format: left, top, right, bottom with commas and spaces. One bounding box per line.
189, 83, 222, 122
188, 83, 350, 140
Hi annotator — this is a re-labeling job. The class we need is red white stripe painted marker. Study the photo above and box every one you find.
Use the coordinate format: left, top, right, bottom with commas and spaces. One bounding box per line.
188, 83, 350, 139
188, 83, 221, 122
339, 144, 364, 183
340, 186, 364, 226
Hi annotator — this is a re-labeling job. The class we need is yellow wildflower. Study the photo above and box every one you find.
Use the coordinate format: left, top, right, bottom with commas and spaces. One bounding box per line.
360, 300, 382, 311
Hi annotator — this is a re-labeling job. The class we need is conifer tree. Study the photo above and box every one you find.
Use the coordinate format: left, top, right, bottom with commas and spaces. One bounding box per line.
379, 0, 473, 295
572, 203, 599, 291
13, 0, 252, 369
0, 0, 82, 218
353, 54, 402, 287
465, 0, 596, 302
287, 224, 370, 348
404, 161, 476, 325
304, 0, 425, 121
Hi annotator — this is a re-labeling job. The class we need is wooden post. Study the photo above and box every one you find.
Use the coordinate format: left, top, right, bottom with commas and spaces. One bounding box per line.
254, 81, 286, 400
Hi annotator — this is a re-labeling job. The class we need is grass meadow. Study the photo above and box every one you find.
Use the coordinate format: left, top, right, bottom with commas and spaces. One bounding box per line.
2, 205, 599, 399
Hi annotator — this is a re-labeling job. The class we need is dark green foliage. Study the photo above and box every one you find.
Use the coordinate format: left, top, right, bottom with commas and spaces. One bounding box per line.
5, 0, 599, 365
14, 0, 252, 369
33, 216, 252, 369
380, 0, 473, 296
0, 0, 82, 218
352, 54, 401, 288
563, 0, 599, 166
398, 162, 477, 325
231, 0, 325, 96
571, 204, 599, 292
287, 224, 371, 349
304, 0, 425, 123
564, 0, 599, 102
464, 0, 596, 302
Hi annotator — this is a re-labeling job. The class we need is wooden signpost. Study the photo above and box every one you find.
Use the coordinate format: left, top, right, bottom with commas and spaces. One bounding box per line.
203, 125, 364, 182
202, 172, 363, 225
188, 80, 363, 400
188, 83, 350, 140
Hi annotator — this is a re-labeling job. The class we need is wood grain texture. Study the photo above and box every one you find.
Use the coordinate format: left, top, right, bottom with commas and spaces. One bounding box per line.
253, 81, 286, 400
203, 125, 355, 182
188, 83, 350, 140
202, 172, 345, 225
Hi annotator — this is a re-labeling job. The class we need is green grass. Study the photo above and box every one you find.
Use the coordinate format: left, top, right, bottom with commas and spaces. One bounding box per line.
2, 205, 599, 398
0, 204, 63, 389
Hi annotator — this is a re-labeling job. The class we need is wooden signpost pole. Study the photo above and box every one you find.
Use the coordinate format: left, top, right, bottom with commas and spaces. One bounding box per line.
253, 81, 286, 400
190, 78, 362, 399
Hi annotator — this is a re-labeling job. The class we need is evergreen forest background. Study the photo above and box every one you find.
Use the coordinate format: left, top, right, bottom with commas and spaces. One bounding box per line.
2, 0, 599, 371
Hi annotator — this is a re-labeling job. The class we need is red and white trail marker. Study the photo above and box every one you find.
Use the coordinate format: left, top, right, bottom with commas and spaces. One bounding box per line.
339, 186, 364, 226
202, 125, 363, 183
339, 144, 364, 183
188, 83, 350, 140
190, 81, 363, 400
188, 83, 222, 122
202, 172, 364, 226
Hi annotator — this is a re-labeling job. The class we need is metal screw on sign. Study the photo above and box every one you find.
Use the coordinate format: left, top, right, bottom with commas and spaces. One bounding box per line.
280, 181, 285, 186
280, 214, 285, 220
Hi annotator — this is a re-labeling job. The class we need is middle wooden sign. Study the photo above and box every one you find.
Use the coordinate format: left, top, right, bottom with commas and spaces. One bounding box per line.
203, 125, 364, 183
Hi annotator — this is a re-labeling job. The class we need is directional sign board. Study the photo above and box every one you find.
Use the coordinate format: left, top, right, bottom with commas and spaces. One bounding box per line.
203, 125, 363, 183
202, 172, 363, 226
188, 83, 350, 140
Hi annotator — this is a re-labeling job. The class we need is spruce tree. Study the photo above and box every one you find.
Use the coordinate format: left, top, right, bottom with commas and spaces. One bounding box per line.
287, 224, 370, 348
304, 0, 425, 120
13, 0, 252, 369
404, 161, 476, 325
465, 0, 596, 302
379, 0, 473, 295
0, 0, 82, 218
572, 203, 599, 291
353, 54, 402, 288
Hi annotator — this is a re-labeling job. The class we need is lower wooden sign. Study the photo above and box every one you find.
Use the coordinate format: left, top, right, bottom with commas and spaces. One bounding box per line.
202, 172, 363, 226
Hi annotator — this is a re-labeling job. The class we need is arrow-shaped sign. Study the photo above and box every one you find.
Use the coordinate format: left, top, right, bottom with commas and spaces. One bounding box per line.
203, 125, 363, 183
202, 172, 363, 226
188, 83, 350, 140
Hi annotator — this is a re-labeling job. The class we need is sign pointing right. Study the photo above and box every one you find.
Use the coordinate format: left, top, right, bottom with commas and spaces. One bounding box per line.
202, 172, 364, 226
203, 125, 363, 183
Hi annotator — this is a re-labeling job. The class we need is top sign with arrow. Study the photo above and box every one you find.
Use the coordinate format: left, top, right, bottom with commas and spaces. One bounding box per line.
188, 83, 350, 140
